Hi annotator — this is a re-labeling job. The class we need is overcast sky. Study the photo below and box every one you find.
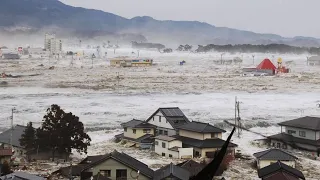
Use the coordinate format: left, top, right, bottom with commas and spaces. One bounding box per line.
60, 0, 319, 38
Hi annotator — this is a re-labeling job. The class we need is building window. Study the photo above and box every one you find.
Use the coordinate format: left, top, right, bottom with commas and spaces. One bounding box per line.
169, 154, 172, 158
159, 116, 161, 122
211, 133, 218, 138
164, 131, 168, 135
116, 169, 127, 180
299, 131, 306, 137
143, 129, 151, 134
153, 117, 154, 121
159, 130, 163, 135
162, 153, 165, 156
195, 151, 200, 157
277, 143, 280, 148
100, 170, 111, 177
162, 142, 166, 148
133, 129, 136, 134
288, 130, 296, 135
124, 127, 127, 132
155, 141, 159, 146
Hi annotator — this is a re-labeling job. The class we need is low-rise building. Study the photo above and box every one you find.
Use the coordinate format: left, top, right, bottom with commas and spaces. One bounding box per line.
257, 161, 305, 180
1, 53, 20, 60
174, 121, 237, 158
146, 107, 190, 136
154, 135, 193, 159
267, 116, 320, 152
54, 150, 154, 180
308, 56, 320, 66
121, 119, 156, 149
253, 149, 298, 169
0, 148, 13, 164
176, 160, 205, 178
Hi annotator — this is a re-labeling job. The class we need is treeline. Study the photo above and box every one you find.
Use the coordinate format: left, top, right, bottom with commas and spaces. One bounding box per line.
195, 44, 320, 55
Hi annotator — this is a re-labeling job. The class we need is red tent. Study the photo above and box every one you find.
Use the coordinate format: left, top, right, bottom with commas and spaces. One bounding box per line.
256, 58, 276, 70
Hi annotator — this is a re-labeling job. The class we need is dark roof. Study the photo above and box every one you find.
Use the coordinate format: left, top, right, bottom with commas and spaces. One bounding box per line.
268, 133, 320, 148
121, 119, 156, 128
278, 116, 320, 131
123, 134, 154, 143
146, 107, 190, 128
253, 149, 297, 161
176, 160, 204, 177
258, 161, 305, 180
172, 135, 238, 148
82, 150, 154, 178
154, 163, 190, 180
54, 164, 87, 177
176, 121, 226, 133
0, 172, 46, 180
0, 125, 27, 148
79, 155, 108, 164
2, 53, 20, 60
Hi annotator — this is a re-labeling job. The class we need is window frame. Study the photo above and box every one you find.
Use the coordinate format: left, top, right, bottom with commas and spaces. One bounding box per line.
299, 131, 306, 137
133, 129, 136, 134
162, 142, 166, 148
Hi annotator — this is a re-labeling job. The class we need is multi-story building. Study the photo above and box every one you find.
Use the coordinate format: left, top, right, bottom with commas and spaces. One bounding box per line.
44, 33, 62, 54
268, 116, 320, 152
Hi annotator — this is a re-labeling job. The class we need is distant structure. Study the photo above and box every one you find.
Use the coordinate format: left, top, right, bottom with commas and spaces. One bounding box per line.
44, 33, 62, 54
307, 56, 320, 66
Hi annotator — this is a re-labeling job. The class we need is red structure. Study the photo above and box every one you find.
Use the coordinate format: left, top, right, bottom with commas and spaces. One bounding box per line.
256, 58, 277, 75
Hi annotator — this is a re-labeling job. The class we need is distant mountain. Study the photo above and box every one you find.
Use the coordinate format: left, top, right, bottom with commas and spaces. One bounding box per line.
1, 0, 320, 47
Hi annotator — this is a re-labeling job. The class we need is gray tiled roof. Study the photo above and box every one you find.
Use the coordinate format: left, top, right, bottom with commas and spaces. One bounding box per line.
0, 125, 27, 148
154, 163, 190, 180
176, 121, 226, 133
121, 119, 156, 128
278, 116, 320, 131
146, 107, 190, 129
253, 149, 297, 161
176, 160, 204, 177
155, 135, 177, 142
172, 135, 237, 148
0, 172, 46, 180
258, 161, 305, 179
82, 150, 154, 178
268, 133, 320, 148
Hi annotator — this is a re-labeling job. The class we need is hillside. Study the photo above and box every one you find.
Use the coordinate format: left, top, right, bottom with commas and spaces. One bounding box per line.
1, 0, 320, 46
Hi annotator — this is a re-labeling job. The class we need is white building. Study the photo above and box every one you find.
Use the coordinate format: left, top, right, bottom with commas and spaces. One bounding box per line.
44, 34, 62, 54
308, 56, 320, 66
145, 107, 190, 136
154, 135, 193, 159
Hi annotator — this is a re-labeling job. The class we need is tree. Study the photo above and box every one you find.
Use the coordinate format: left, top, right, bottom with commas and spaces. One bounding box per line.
19, 122, 36, 150
1, 160, 12, 176
37, 104, 91, 161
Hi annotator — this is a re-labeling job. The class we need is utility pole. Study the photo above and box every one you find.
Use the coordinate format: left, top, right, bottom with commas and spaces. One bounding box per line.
235, 97, 241, 138
116, 72, 120, 94
252, 55, 255, 65
10, 108, 15, 148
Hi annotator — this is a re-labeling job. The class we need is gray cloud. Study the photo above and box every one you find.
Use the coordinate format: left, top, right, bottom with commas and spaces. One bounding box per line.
60, 0, 319, 38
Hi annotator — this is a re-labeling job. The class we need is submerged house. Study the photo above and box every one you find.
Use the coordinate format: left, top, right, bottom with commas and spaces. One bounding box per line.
253, 149, 298, 169
154, 135, 193, 159
120, 119, 156, 149
267, 116, 320, 152
1, 53, 20, 60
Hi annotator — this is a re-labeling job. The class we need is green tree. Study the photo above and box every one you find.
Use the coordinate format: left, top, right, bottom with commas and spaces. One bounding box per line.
37, 104, 91, 161
19, 122, 35, 150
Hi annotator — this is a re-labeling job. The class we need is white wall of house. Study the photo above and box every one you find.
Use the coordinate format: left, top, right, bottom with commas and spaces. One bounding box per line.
284, 126, 318, 140
154, 139, 179, 158
178, 148, 193, 159
124, 127, 154, 139
258, 160, 296, 169
148, 112, 173, 129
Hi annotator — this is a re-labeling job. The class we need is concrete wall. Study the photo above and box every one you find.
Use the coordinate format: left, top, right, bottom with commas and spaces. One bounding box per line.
124, 127, 154, 139
84, 158, 151, 180
284, 126, 318, 140
179, 130, 222, 140
258, 160, 295, 169
178, 148, 193, 159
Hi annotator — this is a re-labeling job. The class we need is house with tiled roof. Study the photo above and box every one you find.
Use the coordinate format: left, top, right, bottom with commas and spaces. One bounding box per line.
267, 116, 320, 152
253, 149, 298, 169
146, 107, 190, 136
154, 163, 190, 180
120, 119, 156, 149
53, 150, 154, 180
257, 161, 305, 180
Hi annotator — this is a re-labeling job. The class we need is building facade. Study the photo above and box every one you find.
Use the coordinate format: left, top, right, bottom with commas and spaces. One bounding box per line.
154, 135, 193, 159
44, 33, 62, 54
